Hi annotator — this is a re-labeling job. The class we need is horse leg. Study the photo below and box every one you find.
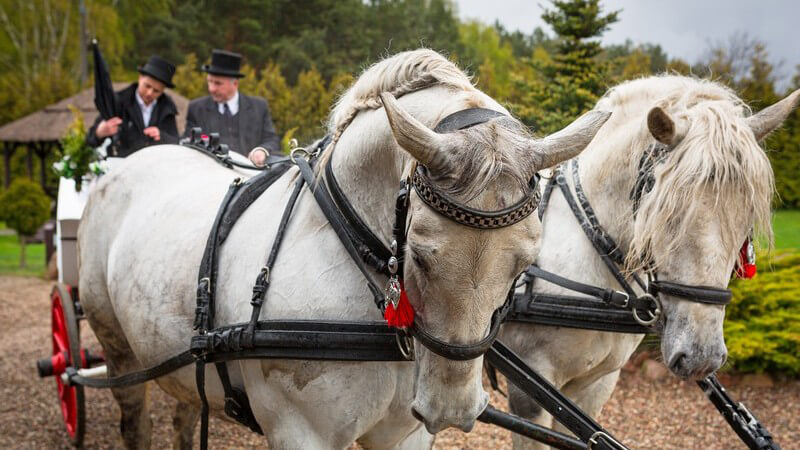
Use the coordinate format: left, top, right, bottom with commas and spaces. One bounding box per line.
81, 290, 152, 448
507, 381, 555, 450
551, 370, 621, 437
171, 401, 199, 450
92, 325, 153, 449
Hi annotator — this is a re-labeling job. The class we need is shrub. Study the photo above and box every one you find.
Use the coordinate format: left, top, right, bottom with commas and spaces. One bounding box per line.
0, 178, 51, 267
724, 249, 800, 375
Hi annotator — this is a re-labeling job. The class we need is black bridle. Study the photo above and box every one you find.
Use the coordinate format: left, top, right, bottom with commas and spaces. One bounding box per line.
629, 143, 734, 310
512, 146, 733, 333
322, 107, 541, 361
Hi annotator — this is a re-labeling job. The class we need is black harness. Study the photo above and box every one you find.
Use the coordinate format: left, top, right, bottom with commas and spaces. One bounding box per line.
509, 154, 732, 333
61, 120, 777, 450
501, 148, 775, 450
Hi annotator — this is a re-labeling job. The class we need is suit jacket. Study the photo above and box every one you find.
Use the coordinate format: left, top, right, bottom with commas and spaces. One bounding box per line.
184, 93, 280, 156
86, 83, 179, 157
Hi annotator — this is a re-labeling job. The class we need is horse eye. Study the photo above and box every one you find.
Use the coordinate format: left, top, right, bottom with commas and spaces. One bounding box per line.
411, 251, 429, 273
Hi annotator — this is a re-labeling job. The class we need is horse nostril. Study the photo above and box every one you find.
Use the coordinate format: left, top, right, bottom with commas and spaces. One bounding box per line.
669, 352, 687, 373
410, 407, 424, 423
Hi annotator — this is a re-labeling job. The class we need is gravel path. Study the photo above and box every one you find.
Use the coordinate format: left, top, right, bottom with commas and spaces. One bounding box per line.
2, 275, 797, 449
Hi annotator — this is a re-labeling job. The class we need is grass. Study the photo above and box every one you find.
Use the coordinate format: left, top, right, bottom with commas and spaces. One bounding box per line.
772, 210, 800, 250
0, 233, 45, 277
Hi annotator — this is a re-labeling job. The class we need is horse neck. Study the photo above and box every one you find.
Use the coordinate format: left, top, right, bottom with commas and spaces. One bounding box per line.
330, 127, 406, 246
537, 126, 642, 290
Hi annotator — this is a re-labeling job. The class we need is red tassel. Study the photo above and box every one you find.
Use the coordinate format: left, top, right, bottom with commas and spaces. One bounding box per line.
384, 282, 415, 328
734, 238, 757, 279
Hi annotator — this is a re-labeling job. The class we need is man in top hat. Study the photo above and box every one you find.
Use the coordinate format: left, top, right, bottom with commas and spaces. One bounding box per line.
184, 49, 280, 166
87, 55, 180, 157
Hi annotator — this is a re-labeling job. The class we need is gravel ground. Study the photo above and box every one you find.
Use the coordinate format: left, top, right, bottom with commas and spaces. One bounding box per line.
2, 275, 798, 449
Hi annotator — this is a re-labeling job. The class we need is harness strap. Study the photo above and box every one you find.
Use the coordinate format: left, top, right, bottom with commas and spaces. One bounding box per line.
411, 289, 513, 361
217, 163, 293, 244
570, 160, 626, 266
295, 156, 386, 308
538, 175, 557, 222
649, 280, 732, 305
196, 360, 209, 450
324, 159, 392, 275
509, 293, 652, 334
554, 163, 638, 298
245, 177, 306, 346
698, 375, 782, 449
525, 265, 632, 309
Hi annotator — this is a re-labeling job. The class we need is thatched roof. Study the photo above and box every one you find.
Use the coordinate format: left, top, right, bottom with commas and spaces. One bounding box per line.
0, 83, 189, 143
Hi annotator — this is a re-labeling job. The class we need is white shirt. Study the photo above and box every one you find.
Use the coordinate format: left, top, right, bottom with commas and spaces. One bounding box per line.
135, 90, 155, 126
217, 91, 240, 116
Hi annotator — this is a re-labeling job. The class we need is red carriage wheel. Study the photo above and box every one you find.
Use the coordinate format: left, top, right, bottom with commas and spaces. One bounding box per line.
50, 283, 85, 447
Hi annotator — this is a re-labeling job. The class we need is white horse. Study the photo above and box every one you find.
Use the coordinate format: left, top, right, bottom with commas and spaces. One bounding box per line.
77, 49, 609, 449
500, 76, 799, 449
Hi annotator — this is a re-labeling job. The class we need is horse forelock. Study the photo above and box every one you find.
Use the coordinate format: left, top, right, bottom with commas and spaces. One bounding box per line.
433, 117, 534, 203
600, 76, 775, 271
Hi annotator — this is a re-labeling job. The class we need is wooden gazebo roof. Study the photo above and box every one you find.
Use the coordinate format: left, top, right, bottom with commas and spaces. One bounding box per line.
0, 83, 189, 143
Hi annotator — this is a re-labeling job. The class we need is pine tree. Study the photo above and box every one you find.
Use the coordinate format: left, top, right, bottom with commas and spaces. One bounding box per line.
511, 0, 618, 134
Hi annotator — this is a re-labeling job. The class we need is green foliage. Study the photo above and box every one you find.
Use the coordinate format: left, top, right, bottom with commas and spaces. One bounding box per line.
765, 105, 800, 209
286, 68, 333, 144
0, 178, 49, 237
457, 21, 515, 100
54, 107, 103, 191
509, 0, 619, 134
172, 54, 208, 100
771, 210, 800, 249
725, 250, 800, 375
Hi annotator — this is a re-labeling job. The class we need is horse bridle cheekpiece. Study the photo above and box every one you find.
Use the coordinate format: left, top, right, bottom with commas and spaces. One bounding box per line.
628, 142, 737, 320
384, 108, 539, 360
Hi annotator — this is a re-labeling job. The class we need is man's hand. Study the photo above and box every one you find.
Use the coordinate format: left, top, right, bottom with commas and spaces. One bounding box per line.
96, 117, 123, 138
143, 126, 161, 141
248, 147, 269, 167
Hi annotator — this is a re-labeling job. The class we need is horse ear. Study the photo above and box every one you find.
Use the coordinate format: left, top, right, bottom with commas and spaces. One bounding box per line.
647, 107, 688, 146
746, 89, 800, 141
531, 110, 611, 169
380, 92, 448, 171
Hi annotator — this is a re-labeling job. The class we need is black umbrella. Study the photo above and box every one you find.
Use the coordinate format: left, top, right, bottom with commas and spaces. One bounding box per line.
91, 39, 120, 120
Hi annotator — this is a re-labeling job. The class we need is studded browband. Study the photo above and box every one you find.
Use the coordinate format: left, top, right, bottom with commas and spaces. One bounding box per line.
411, 167, 541, 229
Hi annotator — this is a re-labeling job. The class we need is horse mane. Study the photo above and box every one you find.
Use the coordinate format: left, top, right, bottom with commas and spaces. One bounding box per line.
321, 49, 534, 200
327, 49, 475, 145
597, 75, 775, 271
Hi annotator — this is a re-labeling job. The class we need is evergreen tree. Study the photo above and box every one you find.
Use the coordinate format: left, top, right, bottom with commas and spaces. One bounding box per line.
511, 0, 619, 134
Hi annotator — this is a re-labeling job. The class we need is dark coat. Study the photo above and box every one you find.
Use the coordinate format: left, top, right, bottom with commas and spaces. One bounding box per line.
184, 94, 280, 156
86, 83, 179, 157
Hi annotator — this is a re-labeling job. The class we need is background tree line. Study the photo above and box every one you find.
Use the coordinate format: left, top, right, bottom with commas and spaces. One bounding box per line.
0, 0, 798, 207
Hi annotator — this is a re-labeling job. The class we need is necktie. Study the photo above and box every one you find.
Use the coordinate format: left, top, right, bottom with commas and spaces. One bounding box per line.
223, 103, 232, 117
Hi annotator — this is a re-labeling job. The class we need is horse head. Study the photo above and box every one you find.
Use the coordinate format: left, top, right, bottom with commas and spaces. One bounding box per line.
378, 91, 609, 432
623, 83, 799, 379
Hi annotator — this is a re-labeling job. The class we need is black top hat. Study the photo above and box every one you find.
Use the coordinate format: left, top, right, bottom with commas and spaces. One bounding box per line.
201, 49, 244, 78
138, 55, 176, 88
